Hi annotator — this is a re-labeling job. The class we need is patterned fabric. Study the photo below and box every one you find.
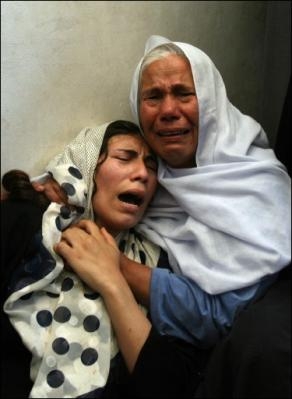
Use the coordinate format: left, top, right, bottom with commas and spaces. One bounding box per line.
4, 132, 160, 397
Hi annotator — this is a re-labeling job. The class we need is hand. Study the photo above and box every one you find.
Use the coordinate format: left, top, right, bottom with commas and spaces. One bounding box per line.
32, 177, 68, 204
54, 220, 121, 295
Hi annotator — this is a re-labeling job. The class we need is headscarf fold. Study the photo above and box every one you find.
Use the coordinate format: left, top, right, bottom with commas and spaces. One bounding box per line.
130, 35, 291, 294
4, 123, 160, 398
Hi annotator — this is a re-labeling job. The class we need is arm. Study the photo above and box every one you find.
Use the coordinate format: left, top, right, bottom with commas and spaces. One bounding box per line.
120, 254, 277, 348
120, 253, 152, 307
54, 220, 151, 373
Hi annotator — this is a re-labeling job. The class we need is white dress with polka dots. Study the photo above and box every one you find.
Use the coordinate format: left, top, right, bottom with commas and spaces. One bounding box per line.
4, 164, 160, 398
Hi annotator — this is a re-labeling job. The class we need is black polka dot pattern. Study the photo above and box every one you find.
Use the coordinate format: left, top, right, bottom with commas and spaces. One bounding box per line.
60, 205, 71, 219
81, 348, 98, 366
83, 315, 100, 332
84, 292, 100, 300
53, 306, 71, 323
61, 182, 76, 196
37, 310, 53, 327
61, 277, 74, 291
47, 369, 65, 388
52, 337, 70, 355
68, 166, 83, 179
75, 206, 85, 214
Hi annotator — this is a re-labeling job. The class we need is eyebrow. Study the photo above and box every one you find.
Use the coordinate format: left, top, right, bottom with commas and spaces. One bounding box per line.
114, 148, 138, 155
114, 148, 157, 162
142, 83, 195, 95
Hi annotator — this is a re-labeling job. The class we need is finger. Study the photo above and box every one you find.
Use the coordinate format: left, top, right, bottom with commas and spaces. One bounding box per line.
60, 225, 88, 247
51, 182, 68, 204
48, 188, 64, 203
32, 180, 68, 204
76, 220, 102, 238
54, 240, 72, 256
100, 227, 116, 246
31, 182, 45, 192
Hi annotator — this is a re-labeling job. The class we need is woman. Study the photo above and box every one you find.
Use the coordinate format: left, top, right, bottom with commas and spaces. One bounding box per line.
2, 120, 206, 399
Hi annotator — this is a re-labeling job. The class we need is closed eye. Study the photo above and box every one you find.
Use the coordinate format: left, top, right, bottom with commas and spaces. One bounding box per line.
145, 156, 158, 172
113, 149, 136, 162
142, 88, 163, 101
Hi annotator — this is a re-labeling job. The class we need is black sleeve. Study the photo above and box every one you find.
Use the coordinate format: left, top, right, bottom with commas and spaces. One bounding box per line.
1, 199, 43, 301
126, 327, 210, 398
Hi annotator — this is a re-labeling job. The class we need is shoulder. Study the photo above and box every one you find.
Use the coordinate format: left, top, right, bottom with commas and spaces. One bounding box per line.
1, 199, 44, 259
1, 199, 44, 231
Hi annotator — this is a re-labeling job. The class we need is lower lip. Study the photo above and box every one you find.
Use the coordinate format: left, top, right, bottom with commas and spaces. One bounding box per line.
119, 201, 141, 213
158, 135, 189, 144
158, 130, 190, 138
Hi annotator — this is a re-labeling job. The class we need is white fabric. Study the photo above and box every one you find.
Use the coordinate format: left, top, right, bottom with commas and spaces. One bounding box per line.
4, 123, 160, 397
130, 35, 291, 294
46, 122, 111, 220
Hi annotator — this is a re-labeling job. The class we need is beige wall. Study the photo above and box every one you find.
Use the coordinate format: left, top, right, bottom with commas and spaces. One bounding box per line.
1, 1, 291, 176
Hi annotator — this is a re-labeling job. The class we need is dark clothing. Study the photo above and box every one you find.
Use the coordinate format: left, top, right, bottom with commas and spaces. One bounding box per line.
100, 327, 209, 399
126, 327, 209, 398
195, 266, 291, 398
1, 199, 44, 398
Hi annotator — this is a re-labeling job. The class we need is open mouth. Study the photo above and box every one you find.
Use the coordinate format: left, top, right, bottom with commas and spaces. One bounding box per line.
118, 192, 144, 206
157, 129, 190, 137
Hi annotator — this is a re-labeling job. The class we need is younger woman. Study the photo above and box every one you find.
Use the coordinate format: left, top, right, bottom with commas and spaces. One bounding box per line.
2, 120, 205, 398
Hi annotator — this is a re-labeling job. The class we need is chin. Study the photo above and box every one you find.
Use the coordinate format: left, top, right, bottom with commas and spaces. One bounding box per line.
115, 219, 138, 233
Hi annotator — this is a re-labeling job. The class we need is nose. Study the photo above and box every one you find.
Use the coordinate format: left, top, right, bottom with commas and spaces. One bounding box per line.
131, 159, 149, 183
159, 95, 180, 121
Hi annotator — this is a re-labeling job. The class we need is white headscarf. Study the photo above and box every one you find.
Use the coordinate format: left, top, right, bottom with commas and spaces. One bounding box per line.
130, 35, 291, 294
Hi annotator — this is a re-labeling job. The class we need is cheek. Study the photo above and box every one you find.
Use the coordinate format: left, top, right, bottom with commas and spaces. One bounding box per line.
147, 178, 158, 199
139, 104, 155, 127
92, 173, 112, 206
91, 187, 104, 210
96, 164, 121, 186
185, 100, 198, 123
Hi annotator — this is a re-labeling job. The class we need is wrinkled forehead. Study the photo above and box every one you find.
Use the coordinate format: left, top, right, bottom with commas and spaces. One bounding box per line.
140, 54, 194, 87
150, 42, 213, 86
